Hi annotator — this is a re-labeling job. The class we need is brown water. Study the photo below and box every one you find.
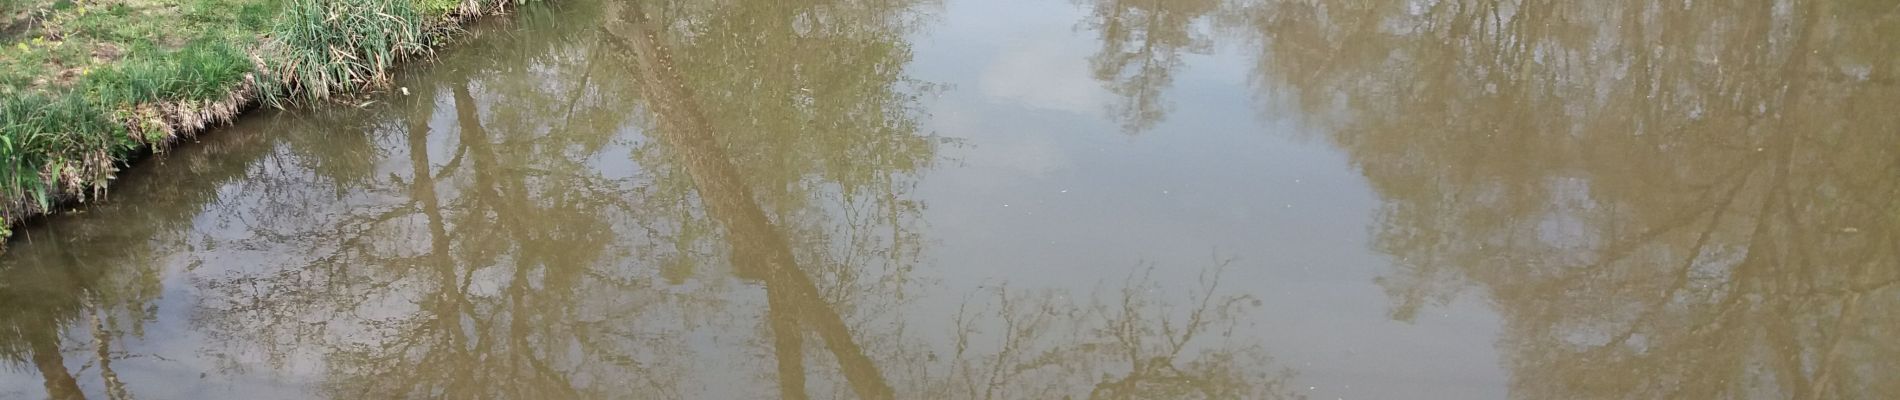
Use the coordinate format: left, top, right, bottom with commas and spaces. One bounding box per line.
4, 0, 1898, 398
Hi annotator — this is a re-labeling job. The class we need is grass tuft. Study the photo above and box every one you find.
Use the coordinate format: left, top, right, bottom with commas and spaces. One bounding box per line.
264, 0, 433, 105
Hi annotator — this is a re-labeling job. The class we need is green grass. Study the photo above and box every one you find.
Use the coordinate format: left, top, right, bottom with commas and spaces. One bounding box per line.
0, 0, 539, 243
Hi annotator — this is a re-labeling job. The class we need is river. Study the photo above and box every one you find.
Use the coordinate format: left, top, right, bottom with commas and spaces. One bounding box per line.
3, 0, 1897, 398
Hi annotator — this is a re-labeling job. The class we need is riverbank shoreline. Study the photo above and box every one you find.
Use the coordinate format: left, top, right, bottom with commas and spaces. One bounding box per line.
0, 0, 549, 249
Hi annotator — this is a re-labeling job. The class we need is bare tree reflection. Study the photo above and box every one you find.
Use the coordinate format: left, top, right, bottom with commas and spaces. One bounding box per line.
921, 262, 1301, 400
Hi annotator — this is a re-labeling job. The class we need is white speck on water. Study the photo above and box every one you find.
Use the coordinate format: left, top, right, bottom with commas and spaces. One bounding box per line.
1058, 189, 1068, 193
1161, 190, 1170, 194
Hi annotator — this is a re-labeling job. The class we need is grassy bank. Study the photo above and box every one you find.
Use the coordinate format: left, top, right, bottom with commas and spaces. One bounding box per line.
0, 0, 535, 242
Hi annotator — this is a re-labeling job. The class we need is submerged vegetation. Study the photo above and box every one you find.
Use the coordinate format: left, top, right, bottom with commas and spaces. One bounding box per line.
0, 0, 536, 243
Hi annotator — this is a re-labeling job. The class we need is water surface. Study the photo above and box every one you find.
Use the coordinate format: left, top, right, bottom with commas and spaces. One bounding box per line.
4, 0, 1898, 399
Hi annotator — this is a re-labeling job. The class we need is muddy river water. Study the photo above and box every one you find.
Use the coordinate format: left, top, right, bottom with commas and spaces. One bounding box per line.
3, 0, 1897, 398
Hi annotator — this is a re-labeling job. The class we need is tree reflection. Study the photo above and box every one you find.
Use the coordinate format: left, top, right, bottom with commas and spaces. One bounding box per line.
915, 262, 1300, 400
1233, 0, 1900, 397
610, 2, 1298, 397
184, 0, 941, 396
3, 0, 1305, 398
189, 2, 667, 397
0, 100, 282, 400
1077, 0, 1219, 134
